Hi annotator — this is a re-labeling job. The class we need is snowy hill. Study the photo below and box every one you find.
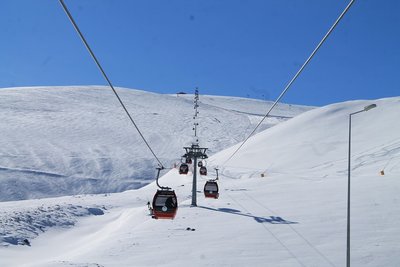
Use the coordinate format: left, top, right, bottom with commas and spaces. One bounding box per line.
0, 86, 311, 201
0, 95, 399, 266
211, 97, 400, 178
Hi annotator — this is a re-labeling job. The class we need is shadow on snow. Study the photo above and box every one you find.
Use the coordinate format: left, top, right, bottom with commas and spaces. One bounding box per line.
198, 206, 297, 224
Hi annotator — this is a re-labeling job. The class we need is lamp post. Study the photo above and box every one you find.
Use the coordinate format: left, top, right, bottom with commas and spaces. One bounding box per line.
347, 103, 376, 267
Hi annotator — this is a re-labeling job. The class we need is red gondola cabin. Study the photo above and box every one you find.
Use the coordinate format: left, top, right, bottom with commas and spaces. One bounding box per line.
204, 181, 219, 199
179, 163, 189, 174
199, 166, 207, 176
152, 190, 178, 219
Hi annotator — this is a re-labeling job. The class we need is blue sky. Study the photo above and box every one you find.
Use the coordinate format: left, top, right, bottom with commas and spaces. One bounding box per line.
0, 0, 399, 106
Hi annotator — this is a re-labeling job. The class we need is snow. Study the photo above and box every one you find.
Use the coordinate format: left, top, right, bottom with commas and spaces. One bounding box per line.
0, 86, 399, 266
0, 86, 310, 201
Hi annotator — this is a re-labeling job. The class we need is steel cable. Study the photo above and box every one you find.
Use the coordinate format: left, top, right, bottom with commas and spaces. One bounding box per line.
222, 0, 355, 167
59, 0, 164, 168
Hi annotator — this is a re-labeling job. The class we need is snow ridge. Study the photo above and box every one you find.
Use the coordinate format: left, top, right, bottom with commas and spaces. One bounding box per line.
1, 203, 105, 246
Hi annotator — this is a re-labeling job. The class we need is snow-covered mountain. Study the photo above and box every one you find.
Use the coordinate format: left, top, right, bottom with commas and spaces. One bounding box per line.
0, 86, 311, 201
0, 94, 398, 266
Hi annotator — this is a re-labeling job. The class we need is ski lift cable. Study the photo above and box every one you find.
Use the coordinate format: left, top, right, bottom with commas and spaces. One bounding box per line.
59, 0, 164, 168
221, 0, 355, 167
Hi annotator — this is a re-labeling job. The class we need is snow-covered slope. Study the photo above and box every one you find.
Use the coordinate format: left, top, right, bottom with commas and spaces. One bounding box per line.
211, 97, 400, 178
0, 96, 398, 266
0, 86, 311, 201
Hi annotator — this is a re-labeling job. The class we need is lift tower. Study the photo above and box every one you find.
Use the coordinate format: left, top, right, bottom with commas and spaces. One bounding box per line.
183, 144, 208, 206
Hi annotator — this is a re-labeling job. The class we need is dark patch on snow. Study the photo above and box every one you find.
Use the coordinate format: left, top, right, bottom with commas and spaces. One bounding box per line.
87, 208, 104, 216
218, 208, 240, 213
199, 206, 297, 225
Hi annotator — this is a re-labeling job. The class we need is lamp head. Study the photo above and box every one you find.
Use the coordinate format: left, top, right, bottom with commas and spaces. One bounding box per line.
364, 104, 377, 112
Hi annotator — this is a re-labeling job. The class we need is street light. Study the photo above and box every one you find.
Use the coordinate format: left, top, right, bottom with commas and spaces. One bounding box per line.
347, 103, 377, 267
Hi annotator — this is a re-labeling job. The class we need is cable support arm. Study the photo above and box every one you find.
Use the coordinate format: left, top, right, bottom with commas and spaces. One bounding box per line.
155, 166, 170, 190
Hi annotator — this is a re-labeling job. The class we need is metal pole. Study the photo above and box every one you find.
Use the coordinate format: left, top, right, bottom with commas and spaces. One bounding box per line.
194, 123, 198, 137
192, 153, 198, 206
346, 113, 352, 267
346, 104, 376, 267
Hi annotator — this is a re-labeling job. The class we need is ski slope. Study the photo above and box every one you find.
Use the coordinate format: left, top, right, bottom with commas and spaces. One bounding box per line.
0, 86, 311, 201
0, 95, 399, 266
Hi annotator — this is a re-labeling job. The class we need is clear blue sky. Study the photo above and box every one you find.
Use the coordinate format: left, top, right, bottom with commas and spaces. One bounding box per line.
0, 0, 399, 106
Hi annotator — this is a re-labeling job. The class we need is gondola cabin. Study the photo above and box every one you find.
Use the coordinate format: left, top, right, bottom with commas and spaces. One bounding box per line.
179, 163, 189, 175
204, 181, 219, 199
152, 189, 178, 219
198, 161, 203, 167
185, 157, 192, 164
199, 166, 207, 176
